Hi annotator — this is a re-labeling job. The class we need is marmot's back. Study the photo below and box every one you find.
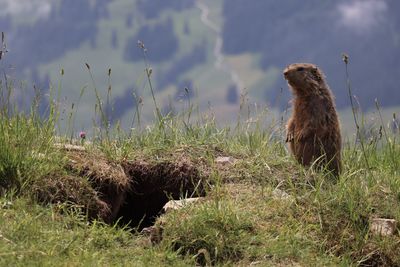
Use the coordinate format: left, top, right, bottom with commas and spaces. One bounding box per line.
284, 63, 342, 176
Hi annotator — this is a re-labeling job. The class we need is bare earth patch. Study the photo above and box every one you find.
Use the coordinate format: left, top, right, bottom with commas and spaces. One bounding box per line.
33, 148, 207, 229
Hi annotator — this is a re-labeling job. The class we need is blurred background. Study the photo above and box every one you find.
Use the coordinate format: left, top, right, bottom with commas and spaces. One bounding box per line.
0, 0, 399, 136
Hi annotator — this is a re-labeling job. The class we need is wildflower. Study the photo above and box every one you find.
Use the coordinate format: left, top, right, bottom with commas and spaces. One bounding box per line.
79, 131, 86, 140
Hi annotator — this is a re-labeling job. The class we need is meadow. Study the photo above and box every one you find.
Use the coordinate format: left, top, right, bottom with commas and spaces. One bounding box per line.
0, 45, 400, 266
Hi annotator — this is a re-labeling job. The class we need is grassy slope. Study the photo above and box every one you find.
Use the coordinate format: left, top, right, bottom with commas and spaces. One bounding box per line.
1, 83, 399, 266
2, 3, 400, 264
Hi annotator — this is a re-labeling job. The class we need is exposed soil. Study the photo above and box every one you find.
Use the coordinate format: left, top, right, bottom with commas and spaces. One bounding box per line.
65, 150, 129, 223
33, 173, 111, 220
358, 251, 398, 267
34, 148, 207, 230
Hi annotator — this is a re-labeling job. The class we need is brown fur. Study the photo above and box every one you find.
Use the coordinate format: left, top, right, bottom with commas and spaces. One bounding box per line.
283, 63, 342, 176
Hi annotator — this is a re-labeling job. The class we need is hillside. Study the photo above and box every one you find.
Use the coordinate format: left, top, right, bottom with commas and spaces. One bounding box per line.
1, 62, 400, 265
2, 2, 400, 265
1, 0, 399, 130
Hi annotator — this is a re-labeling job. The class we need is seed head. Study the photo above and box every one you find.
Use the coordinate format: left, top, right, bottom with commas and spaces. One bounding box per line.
137, 40, 145, 49
342, 53, 349, 64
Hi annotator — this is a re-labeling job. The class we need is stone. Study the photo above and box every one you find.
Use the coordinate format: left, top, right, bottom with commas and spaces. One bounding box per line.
141, 226, 163, 244
163, 197, 203, 213
272, 188, 293, 202
215, 156, 235, 165
370, 218, 397, 236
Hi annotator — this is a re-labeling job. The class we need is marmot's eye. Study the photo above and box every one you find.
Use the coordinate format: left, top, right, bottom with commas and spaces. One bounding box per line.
297, 67, 304, 71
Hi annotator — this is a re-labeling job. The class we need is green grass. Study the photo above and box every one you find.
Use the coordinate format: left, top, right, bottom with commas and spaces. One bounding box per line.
1, 54, 400, 267
0, 198, 194, 267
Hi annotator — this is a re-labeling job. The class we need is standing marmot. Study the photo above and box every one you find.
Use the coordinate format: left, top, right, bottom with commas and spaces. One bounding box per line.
283, 63, 342, 176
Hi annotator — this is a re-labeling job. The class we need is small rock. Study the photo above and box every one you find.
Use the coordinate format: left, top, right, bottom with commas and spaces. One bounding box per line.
215, 156, 235, 165
370, 218, 397, 236
141, 226, 163, 244
163, 197, 203, 213
140, 227, 153, 235
272, 188, 293, 202
68, 159, 77, 164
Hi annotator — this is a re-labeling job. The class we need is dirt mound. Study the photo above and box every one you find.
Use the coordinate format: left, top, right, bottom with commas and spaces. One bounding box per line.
65, 150, 129, 223
33, 149, 207, 229
32, 173, 110, 220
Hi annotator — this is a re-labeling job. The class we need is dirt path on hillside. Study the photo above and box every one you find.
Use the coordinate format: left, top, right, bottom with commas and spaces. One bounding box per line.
196, 1, 244, 91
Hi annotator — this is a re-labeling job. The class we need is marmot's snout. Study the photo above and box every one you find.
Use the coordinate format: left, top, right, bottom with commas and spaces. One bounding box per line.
283, 67, 290, 79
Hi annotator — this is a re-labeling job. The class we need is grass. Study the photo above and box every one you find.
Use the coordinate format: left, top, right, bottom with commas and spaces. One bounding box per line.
1, 47, 400, 266
0, 198, 193, 267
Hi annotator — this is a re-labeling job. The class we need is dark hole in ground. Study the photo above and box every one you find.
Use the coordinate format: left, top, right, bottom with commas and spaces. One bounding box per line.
116, 160, 206, 230
33, 150, 207, 231
357, 250, 397, 267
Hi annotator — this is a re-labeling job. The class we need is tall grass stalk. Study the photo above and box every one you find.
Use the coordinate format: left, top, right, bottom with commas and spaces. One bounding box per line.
342, 54, 370, 172
138, 41, 162, 124
85, 63, 110, 143
375, 98, 398, 171
67, 85, 87, 143
106, 68, 112, 124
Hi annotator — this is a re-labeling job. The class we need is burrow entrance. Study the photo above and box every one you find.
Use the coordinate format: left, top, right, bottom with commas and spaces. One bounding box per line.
116, 160, 206, 229
35, 149, 207, 230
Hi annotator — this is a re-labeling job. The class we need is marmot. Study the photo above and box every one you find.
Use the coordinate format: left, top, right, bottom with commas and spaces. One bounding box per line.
283, 63, 342, 176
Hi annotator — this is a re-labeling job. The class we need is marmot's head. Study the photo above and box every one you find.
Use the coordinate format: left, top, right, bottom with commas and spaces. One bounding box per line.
283, 63, 325, 95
